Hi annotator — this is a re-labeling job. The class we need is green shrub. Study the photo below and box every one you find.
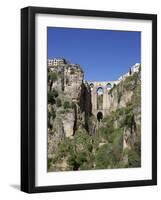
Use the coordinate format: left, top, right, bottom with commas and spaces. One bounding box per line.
51, 111, 56, 119
48, 89, 58, 104
132, 84, 141, 107
74, 129, 90, 146
114, 105, 134, 128
112, 129, 123, 162
99, 127, 109, 140
57, 139, 73, 157
63, 101, 71, 109
48, 120, 52, 130
95, 144, 112, 168
59, 110, 66, 114
48, 72, 58, 82
52, 89, 58, 98
123, 75, 134, 90
56, 98, 62, 107
117, 89, 122, 103
100, 116, 114, 142
68, 152, 80, 170
71, 102, 76, 109
55, 130, 93, 170
76, 152, 87, 165
66, 78, 69, 85
47, 158, 53, 169
67, 149, 92, 170
48, 91, 56, 104
48, 111, 51, 119
87, 143, 93, 152
128, 150, 141, 167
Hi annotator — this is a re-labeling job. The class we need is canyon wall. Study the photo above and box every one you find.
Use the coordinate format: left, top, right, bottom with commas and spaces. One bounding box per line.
47, 62, 141, 171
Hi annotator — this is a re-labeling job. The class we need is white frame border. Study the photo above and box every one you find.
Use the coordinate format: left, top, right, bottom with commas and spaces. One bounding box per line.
35, 14, 152, 187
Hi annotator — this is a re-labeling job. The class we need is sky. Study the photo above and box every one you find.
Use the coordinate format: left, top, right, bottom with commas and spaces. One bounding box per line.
47, 27, 141, 81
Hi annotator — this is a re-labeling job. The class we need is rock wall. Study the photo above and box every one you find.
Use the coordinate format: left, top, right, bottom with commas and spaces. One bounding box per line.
47, 63, 92, 157
108, 69, 141, 152
47, 61, 141, 171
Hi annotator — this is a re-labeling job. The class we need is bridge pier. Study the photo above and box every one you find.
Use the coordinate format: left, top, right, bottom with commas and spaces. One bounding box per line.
88, 81, 119, 119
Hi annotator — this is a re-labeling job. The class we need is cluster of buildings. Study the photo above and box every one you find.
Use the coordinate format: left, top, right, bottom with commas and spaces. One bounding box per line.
118, 63, 140, 82
48, 58, 140, 86
48, 58, 83, 74
48, 58, 67, 66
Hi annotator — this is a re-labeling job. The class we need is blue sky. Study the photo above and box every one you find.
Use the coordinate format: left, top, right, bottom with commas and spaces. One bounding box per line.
48, 27, 141, 81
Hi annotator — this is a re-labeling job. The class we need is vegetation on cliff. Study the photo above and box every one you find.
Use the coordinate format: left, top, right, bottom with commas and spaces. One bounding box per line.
47, 63, 141, 171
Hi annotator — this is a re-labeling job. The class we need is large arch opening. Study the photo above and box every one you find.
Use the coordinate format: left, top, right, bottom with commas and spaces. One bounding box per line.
97, 87, 103, 110
97, 87, 103, 95
97, 112, 103, 122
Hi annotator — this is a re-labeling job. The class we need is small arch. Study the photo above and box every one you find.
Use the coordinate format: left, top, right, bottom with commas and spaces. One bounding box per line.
97, 87, 103, 110
97, 87, 103, 95
106, 83, 112, 89
97, 112, 103, 122
90, 83, 94, 88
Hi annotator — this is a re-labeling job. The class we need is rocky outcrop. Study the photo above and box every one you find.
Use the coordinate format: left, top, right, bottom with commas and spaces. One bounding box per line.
107, 69, 141, 165
64, 65, 84, 100
79, 82, 93, 134
47, 62, 92, 157
62, 112, 75, 138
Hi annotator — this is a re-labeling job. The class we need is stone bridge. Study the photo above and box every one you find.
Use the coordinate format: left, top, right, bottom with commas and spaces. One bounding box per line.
87, 81, 119, 120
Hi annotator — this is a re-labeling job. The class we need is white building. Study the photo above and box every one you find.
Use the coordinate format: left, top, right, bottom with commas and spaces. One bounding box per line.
118, 63, 140, 82
131, 63, 140, 73
48, 58, 66, 66
118, 72, 130, 82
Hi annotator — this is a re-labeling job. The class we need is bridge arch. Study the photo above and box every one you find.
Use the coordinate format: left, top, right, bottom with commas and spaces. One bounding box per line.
87, 81, 118, 118
97, 112, 103, 122
106, 83, 112, 89
96, 87, 104, 95
96, 87, 103, 110
89, 83, 94, 88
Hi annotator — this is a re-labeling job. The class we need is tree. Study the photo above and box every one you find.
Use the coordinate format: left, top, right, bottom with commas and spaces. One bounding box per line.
56, 98, 62, 107
52, 89, 58, 98
48, 72, 58, 82
95, 144, 111, 168
48, 89, 58, 104
48, 91, 56, 104
63, 101, 71, 109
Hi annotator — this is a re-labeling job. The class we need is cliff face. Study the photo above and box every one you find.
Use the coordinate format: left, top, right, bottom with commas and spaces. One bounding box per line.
102, 69, 141, 166
48, 63, 141, 171
109, 71, 141, 111
47, 63, 92, 160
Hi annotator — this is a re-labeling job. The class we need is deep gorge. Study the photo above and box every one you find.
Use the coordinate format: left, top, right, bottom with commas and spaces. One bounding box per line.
47, 62, 141, 171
